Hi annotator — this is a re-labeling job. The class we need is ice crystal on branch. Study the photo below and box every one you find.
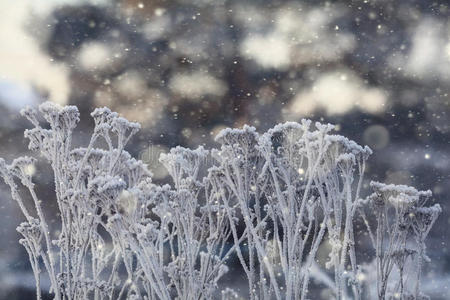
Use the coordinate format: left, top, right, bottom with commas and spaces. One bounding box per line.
0, 102, 441, 300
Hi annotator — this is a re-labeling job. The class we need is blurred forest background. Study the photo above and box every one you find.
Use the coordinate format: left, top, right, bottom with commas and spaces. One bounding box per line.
0, 0, 449, 299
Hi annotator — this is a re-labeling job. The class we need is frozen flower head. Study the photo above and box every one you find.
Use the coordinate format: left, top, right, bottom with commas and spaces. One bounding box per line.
135, 222, 159, 243
111, 116, 140, 136
9, 156, 36, 186
59, 105, 80, 130
36, 102, 80, 132
362, 145, 373, 160
369, 181, 426, 209
266, 121, 305, 141
261, 121, 305, 157
371, 181, 419, 196
215, 125, 259, 149
17, 218, 42, 243
388, 192, 416, 209
39, 101, 63, 124
214, 125, 260, 165
20, 106, 39, 127
326, 134, 372, 162
336, 153, 356, 169
23, 128, 46, 152
315, 121, 335, 134
89, 175, 127, 203
91, 107, 118, 126
410, 204, 442, 237
159, 146, 208, 181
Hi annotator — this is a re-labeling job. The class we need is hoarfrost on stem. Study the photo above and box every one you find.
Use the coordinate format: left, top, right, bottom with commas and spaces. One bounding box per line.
359, 182, 441, 300
0, 102, 441, 300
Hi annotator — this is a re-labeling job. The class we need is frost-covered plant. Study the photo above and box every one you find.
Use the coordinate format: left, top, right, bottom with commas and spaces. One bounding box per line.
1, 103, 149, 299
0, 102, 441, 300
211, 121, 372, 300
359, 182, 441, 300
0, 102, 234, 300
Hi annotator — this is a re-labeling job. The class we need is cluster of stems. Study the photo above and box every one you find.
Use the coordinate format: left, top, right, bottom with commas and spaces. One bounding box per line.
0, 102, 440, 300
